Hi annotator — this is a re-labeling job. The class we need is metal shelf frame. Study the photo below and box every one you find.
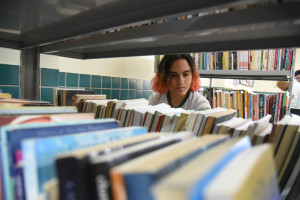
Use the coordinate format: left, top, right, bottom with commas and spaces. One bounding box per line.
199, 70, 291, 81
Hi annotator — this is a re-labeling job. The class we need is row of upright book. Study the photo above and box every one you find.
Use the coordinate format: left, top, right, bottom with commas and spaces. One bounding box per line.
0, 94, 299, 200
192, 48, 294, 71
205, 88, 289, 123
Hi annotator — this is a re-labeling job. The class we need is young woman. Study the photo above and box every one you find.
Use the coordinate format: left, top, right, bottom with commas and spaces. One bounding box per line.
149, 54, 211, 110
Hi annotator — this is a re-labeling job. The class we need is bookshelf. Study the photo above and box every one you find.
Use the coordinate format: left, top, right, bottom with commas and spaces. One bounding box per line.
0, 1, 299, 99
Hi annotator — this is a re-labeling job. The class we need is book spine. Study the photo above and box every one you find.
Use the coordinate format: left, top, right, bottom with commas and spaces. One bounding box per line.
88, 162, 112, 200
56, 157, 90, 200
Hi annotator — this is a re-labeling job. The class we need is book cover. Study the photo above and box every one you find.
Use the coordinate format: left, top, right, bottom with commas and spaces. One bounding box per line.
152, 137, 252, 200
0, 118, 119, 200
22, 126, 147, 200
203, 144, 280, 200
110, 135, 228, 200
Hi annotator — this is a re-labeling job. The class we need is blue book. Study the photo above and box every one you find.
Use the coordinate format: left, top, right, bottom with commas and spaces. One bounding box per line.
152, 137, 252, 200
0, 118, 119, 200
110, 135, 229, 200
22, 126, 147, 200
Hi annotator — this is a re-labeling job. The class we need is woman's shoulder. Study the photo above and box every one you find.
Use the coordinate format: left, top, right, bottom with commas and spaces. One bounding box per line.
190, 91, 206, 99
148, 92, 167, 105
189, 91, 211, 110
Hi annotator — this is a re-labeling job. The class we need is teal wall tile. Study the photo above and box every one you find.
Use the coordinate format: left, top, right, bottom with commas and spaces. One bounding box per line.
0, 86, 19, 98
136, 79, 143, 90
112, 89, 120, 99
120, 90, 128, 100
136, 90, 143, 99
41, 68, 59, 87
143, 80, 151, 90
41, 87, 54, 104
59, 72, 65, 87
91, 75, 101, 88
129, 90, 136, 99
79, 74, 91, 88
0, 64, 19, 85
112, 77, 120, 89
121, 78, 128, 89
102, 76, 111, 88
143, 90, 152, 100
102, 89, 111, 99
66, 73, 79, 87
129, 79, 136, 89
94, 89, 102, 94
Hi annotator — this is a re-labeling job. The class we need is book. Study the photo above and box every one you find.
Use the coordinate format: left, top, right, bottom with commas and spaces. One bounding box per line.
110, 135, 228, 200
280, 153, 300, 200
22, 126, 147, 200
71, 94, 106, 106
152, 137, 252, 200
201, 109, 236, 135
279, 126, 300, 190
0, 106, 77, 115
56, 133, 167, 200
203, 144, 280, 200
62, 89, 94, 106
274, 114, 300, 175
0, 93, 12, 99
0, 118, 119, 200
87, 132, 192, 200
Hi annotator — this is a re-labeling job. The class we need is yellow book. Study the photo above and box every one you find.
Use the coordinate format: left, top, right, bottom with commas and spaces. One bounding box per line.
203, 144, 279, 200
152, 137, 253, 200
0, 93, 12, 99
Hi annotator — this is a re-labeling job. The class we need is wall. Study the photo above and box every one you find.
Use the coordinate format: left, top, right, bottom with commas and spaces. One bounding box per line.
1, 47, 299, 101
40, 54, 156, 80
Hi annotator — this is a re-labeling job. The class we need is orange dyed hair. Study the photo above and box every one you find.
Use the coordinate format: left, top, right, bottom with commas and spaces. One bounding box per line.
151, 54, 201, 94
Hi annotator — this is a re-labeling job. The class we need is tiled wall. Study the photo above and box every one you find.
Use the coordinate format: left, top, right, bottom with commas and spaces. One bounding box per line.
0, 64, 20, 98
40, 68, 153, 104
0, 65, 153, 104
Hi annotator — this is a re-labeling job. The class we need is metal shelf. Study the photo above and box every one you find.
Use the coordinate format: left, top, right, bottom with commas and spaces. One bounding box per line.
40, 2, 300, 59
199, 70, 291, 81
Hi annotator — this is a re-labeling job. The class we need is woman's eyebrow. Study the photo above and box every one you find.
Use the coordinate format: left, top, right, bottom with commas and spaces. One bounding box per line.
169, 70, 191, 73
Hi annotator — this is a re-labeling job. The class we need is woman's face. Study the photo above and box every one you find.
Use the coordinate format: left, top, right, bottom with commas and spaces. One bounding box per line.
167, 59, 192, 97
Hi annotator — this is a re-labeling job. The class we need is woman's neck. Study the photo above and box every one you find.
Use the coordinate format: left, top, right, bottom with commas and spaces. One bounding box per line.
168, 91, 188, 108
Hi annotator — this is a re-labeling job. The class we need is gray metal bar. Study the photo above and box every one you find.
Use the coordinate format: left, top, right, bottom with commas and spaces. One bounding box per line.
20, 47, 40, 100
22, 0, 264, 48
0, 39, 22, 49
19, 0, 42, 100
198, 70, 290, 81
40, 2, 300, 58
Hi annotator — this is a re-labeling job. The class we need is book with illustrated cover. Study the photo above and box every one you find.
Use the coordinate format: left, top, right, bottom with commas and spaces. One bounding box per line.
0, 118, 119, 200
110, 135, 228, 200
152, 137, 252, 200
22, 126, 147, 200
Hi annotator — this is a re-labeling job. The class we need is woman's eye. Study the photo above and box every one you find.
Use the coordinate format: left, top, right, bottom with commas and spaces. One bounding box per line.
183, 73, 190, 77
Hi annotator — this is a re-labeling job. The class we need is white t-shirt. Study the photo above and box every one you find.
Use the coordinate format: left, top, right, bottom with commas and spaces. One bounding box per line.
290, 81, 300, 109
148, 91, 211, 110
